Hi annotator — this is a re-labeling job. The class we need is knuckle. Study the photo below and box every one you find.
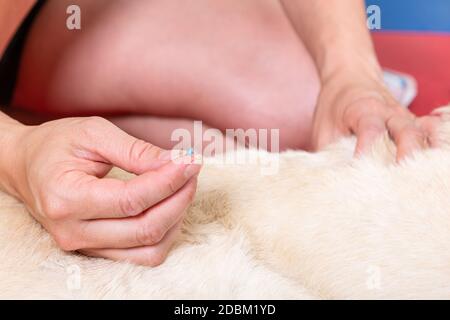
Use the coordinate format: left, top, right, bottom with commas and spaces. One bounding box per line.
53, 231, 80, 252
343, 103, 363, 122
345, 97, 382, 118
418, 116, 435, 127
136, 221, 165, 246
397, 127, 425, 146
185, 182, 197, 203
159, 173, 179, 195
83, 116, 109, 127
119, 185, 145, 216
404, 127, 424, 140
41, 196, 71, 221
363, 124, 384, 135
78, 116, 110, 137
128, 139, 158, 163
385, 114, 397, 128
140, 250, 167, 267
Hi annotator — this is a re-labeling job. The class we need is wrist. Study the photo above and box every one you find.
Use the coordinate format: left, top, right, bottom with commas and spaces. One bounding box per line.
318, 68, 399, 116
316, 42, 383, 86
0, 118, 30, 198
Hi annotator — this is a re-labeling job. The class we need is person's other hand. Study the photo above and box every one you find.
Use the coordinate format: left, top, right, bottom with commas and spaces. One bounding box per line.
2, 117, 201, 266
312, 72, 440, 161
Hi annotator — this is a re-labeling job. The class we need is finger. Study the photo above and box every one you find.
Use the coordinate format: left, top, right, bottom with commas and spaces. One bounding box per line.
79, 220, 183, 266
354, 115, 387, 156
387, 115, 427, 161
431, 106, 450, 119
312, 121, 342, 151
66, 158, 201, 219
89, 121, 184, 174
416, 115, 441, 148
75, 178, 196, 249
313, 130, 334, 151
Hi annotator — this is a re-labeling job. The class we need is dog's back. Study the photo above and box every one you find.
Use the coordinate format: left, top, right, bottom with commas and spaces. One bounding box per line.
1, 107, 450, 299
205, 107, 450, 299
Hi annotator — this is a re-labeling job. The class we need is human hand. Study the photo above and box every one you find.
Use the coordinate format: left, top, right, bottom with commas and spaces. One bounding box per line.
311, 71, 440, 161
1, 117, 201, 265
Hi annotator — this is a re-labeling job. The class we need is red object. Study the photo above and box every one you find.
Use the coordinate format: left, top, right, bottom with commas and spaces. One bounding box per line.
372, 32, 450, 116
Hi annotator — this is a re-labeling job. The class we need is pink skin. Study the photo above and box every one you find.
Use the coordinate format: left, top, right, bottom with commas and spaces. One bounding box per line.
6, 0, 440, 266
12, 0, 320, 151
5, 0, 319, 265
0, 115, 201, 266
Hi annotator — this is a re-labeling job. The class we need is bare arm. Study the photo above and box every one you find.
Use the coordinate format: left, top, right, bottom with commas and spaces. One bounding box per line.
0, 113, 25, 196
0, 0, 36, 56
0, 0, 36, 136
281, 0, 380, 81
280, 0, 439, 160
0, 1, 201, 265
0, 0, 36, 193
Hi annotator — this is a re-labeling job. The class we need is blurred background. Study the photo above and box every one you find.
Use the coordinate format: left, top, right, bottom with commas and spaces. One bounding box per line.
365, 0, 450, 115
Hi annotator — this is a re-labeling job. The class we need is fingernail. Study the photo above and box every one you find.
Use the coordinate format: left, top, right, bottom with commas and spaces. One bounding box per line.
169, 148, 203, 165
158, 149, 185, 161
184, 164, 201, 178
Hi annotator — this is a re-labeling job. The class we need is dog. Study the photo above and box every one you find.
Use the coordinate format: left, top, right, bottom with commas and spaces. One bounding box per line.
1, 106, 450, 299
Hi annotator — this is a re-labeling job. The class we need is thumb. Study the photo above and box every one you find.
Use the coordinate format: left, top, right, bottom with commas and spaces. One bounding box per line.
311, 119, 341, 151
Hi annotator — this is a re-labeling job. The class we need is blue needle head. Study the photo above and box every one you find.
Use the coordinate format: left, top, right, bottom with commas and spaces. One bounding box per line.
187, 147, 194, 156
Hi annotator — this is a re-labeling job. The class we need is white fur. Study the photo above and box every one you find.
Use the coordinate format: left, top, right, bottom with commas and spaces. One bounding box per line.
2, 107, 450, 299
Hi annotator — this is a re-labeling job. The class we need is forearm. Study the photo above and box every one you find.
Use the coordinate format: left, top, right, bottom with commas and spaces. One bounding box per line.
0, 0, 37, 57
0, 0, 38, 195
0, 111, 27, 197
280, 0, 382, 82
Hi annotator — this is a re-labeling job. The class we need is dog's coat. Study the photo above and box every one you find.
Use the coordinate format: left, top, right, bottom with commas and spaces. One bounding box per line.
2, 107, 450, 299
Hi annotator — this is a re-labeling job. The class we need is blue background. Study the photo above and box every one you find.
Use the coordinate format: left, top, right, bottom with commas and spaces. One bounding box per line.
365, 0, 450, 32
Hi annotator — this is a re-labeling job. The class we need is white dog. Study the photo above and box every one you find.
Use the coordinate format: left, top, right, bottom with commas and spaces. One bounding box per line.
1, 107, 450, 299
